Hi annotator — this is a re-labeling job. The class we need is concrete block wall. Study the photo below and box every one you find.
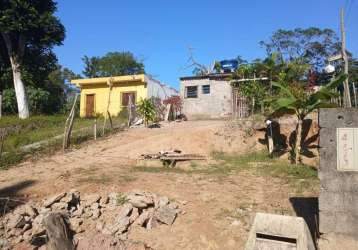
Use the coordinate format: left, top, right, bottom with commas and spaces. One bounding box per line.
180, 78, 233, 119
319, 108, 358, 236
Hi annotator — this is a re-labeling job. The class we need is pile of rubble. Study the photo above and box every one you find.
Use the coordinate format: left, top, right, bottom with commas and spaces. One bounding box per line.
0, 190, 182, 249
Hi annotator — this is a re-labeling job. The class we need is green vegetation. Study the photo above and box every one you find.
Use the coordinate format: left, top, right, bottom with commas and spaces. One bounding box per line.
136, 98, 157, 127
270, 74, 346, 164
133, 151, 318, 193
0, 115, 127, 168
0, 0, 66, 118
82, 51, 145, 78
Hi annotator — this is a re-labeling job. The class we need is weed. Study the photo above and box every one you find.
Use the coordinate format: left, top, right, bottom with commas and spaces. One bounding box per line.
116, 193, 129, 205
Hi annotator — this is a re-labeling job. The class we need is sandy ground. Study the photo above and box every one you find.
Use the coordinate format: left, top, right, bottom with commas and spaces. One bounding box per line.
0, 119, 320, 249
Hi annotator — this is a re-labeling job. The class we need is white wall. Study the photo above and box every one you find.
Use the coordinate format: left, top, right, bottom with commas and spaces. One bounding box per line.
146, 75, 178, 100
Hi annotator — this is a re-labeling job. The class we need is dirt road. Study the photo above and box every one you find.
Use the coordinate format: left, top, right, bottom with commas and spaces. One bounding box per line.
0, 120, 318, 249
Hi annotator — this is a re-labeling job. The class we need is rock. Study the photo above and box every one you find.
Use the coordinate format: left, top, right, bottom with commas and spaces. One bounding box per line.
114, 217, 130, 234
230, 220, 241, 227
38, 207, 51, 215
91, 202, 100, 210
51, 201, 68, 211
13, 235, 23, 244
108, 192, 119, 205
168, 202, 179, 210
43, 192, 66, 208
22, 223, 31, 232
83, 208, 93, 219
136, 209, 152, 226
7, 214, 26, 228
129, 207, 139, 224
72, 206, 84, 217
0, 239, 9, 249
92, 208, 101, 219
107, 217, 130, 235
181, 200, 188, 205
157, 196, 169, 208
155, 206, 177, 225
127, 194, 153, 208
62, 189, 80, 204
23, 230, 32, 241
117, 203, 133, 220
146, 216, 159, 230
99, 196, 109, 207
69, 217, 84, 233
96, 221, 105, 232
82, 194, 101, 207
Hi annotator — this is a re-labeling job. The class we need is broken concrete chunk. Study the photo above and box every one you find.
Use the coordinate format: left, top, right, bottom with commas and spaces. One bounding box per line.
136, 208, 154, 226
117, 203, 133, 221
146, 216, 159, 230
82, 194, 101, 207
127, 194, 153, 208
43, 192, 66, 208
155, 206, 177, 225
24, 204, 38, 218
69, 217, 84, 233
157, 196, 169, 208
51, 201, 68, 211
129, 207, 139, 224
92, 208, 101, 219
7, 214, 26, 229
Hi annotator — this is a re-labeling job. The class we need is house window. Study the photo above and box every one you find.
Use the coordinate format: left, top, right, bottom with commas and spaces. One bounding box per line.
202, 85, 210, 94
186, 86, 198, 98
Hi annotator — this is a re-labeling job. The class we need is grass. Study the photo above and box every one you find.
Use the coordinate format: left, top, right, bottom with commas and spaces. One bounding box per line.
0, 114, 127, 168
133, 150, 318, 193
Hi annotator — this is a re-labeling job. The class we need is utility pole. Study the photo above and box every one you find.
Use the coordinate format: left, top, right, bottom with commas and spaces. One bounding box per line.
341, 8, 352, 108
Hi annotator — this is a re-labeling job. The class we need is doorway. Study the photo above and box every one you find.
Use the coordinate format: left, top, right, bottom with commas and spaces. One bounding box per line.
85, 94, 95, 117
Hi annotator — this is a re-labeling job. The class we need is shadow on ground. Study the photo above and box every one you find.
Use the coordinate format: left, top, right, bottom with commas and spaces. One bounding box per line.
258, 119, 319, 160
0, 180, 36, 214
289, 197, 319, 245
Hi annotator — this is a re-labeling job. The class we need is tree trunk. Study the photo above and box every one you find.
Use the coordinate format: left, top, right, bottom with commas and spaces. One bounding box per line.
0, 91, 2, 118
295, 118, 302, 164
2, 33, 29, 119
10, 58, 29, 119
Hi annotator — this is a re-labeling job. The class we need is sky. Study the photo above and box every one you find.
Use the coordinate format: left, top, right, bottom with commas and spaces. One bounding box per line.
54, 0, 358, 90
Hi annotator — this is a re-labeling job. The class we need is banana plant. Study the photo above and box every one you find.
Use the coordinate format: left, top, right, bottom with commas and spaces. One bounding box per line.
137, 98, 156, 127
271, 74, 346, 164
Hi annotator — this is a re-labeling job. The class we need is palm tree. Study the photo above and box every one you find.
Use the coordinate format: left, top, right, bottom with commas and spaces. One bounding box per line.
271, 74, 346, 164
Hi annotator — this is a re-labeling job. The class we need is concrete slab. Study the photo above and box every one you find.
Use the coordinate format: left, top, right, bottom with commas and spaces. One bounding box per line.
245, 213, 315, 250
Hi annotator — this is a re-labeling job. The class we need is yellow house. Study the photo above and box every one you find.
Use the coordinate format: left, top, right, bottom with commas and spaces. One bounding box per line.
71, 74, 177, 118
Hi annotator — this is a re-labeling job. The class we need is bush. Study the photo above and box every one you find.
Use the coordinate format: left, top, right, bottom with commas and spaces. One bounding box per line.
2, 87, 53, 115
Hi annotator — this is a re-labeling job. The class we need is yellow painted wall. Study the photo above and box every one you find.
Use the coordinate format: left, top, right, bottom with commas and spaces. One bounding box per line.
79, 81, 147, 117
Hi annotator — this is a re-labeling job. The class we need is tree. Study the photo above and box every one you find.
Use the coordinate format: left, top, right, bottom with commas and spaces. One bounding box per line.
82, 52, 145, 78
137, 98, 156, 127
0, 0, 65, 118
270, 74, 346, 164
260, 28, 340, 70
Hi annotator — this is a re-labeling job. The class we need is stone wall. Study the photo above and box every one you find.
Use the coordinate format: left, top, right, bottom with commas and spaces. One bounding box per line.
180, 78, 233, 119
319, 108, 358, 237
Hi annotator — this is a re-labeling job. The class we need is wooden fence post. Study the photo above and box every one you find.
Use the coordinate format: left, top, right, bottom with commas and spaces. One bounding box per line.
103, 78, 113, 135
352, 82, 357, 107
63, 94, 78, 150
94, 118, 97, 140
127, 95, 132, 127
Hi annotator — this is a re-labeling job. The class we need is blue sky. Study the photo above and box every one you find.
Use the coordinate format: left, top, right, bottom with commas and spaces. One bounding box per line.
54, 0, 358, 90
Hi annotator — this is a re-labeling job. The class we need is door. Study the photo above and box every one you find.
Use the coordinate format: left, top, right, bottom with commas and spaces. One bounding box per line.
121, 92, 136, 107
86, 94, 95, 117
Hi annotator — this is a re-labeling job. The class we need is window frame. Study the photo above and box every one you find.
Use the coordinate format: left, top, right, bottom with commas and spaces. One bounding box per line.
202, 84, 210, 95
185, 86, 198, 98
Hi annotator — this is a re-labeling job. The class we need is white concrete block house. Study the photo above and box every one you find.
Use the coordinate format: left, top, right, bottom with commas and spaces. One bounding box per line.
180, 73, 239, 119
